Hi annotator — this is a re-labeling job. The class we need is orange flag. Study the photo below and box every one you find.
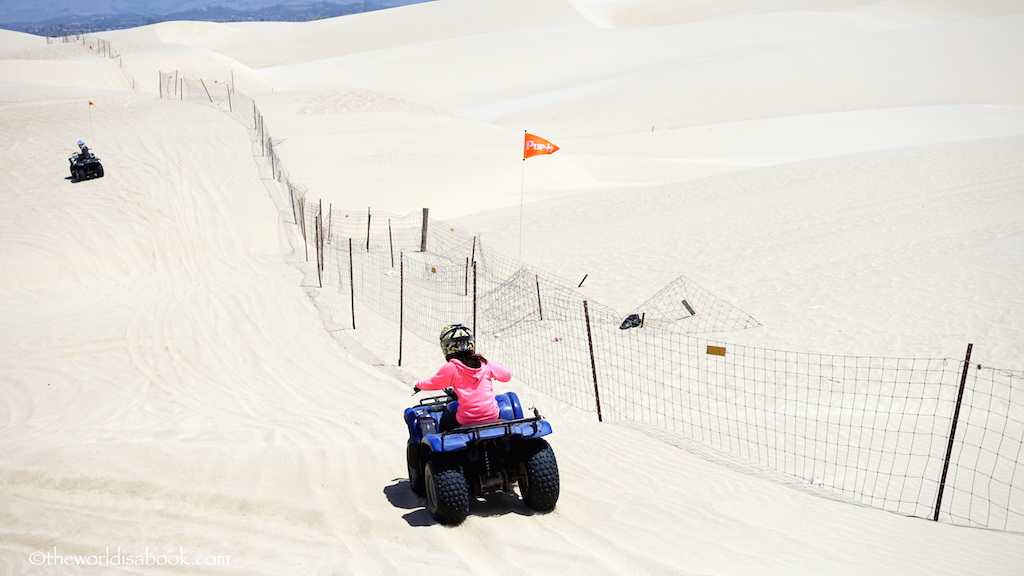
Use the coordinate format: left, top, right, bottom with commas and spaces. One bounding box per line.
524, 133, 559, 159
88, 101, 94, 106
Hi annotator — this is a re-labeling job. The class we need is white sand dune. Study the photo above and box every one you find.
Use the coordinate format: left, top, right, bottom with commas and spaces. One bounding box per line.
2, 0, 1023, 574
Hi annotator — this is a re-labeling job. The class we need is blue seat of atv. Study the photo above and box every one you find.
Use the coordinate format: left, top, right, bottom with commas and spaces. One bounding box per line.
502, 392, 525, 420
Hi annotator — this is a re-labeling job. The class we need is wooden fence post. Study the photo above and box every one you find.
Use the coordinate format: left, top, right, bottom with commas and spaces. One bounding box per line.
420, 207, 429, 252
366, 207, 372, 252
316, 200, 323, 288
388, 218, 395, 268
199, 78, 213, 102
536, 275, 543, 321
934, 343, 974, 522
472, 260, 478, 335
348, 238, 356, 329
288, 184, 298, 227
583, 300, 603, 422
296, 196, 307, 263
398, 251, 405, 366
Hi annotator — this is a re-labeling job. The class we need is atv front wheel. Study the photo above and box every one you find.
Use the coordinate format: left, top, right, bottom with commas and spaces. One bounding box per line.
424, 455, 470, 526
518, 438, 560, 512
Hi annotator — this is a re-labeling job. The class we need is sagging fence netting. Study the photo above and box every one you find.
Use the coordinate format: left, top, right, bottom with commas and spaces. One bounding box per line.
47, 33, 137, 89
162, 71, 1024, 532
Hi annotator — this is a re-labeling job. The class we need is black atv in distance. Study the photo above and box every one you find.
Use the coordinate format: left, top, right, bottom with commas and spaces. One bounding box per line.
69, 152, 104, 182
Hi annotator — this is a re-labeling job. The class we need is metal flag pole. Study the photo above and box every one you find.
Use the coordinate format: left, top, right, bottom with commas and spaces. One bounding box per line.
518, 129, 538, 410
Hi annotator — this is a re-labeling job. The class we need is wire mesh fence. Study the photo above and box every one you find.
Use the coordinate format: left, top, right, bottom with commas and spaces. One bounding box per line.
162, 74, 1024, 532
48, 33, 136, 89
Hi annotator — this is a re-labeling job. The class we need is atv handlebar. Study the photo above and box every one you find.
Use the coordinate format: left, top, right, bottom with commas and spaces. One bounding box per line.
412, 387, 458, 409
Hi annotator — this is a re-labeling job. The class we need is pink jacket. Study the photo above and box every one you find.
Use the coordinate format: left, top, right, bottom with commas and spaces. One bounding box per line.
416, 358, 512, 425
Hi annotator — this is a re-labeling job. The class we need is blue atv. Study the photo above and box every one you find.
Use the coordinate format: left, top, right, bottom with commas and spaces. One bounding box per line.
404, 388, 560, 525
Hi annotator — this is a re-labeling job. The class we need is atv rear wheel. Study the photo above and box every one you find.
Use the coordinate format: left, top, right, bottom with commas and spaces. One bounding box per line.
424, 455, 470, 526
518, 438, 559, 512
406, 442, 426, 496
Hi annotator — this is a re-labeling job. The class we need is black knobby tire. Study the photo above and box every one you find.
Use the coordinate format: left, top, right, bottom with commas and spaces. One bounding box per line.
95, 164, 104, 178
424, 455, 470, 526
406, 442, 426, 496
518, 438, 560, 512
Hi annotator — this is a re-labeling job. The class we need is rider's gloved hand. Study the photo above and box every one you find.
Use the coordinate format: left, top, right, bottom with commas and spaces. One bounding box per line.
412, 385, 421, 394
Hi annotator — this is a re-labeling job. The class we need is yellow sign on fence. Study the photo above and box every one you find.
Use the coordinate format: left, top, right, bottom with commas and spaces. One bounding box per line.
707, 345, 726, 357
